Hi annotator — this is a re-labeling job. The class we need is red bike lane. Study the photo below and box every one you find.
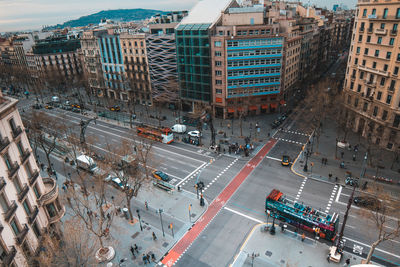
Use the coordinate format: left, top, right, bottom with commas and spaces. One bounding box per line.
161, 139, 277, 267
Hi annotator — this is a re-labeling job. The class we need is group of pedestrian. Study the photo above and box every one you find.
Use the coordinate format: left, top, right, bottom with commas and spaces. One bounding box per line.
130, 244, 139, 259
321, 157, 328, 165
142, 252, 156, 264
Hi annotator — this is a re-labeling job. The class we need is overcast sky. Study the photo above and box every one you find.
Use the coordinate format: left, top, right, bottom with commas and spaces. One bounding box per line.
0, 0, 356, 32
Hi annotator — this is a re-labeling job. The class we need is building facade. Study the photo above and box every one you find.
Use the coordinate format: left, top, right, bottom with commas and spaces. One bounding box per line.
0, 92, 64, 266
343, 0, 400, 150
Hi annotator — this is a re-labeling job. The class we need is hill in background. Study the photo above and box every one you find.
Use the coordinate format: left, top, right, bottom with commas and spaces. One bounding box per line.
44, 9, 164, 30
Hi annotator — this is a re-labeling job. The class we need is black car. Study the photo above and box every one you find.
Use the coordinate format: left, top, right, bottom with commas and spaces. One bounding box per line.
271, 120, 282, 129
353, 196, 381, 210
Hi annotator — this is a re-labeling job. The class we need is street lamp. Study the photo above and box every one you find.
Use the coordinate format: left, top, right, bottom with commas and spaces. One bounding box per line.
136, 209, 143, 231
303, 149, 309, 172
158, 208, 165, 237
270, 209, 276, 235
189, 204, 192, 223
360, 152, 368, 178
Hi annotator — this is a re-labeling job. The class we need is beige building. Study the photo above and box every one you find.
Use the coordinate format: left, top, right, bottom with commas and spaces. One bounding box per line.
0, 92, 64, 266
343, 0, 400, 150
120, 32, 152, 105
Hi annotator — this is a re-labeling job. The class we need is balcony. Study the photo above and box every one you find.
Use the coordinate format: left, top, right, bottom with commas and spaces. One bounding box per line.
358, 65, 389, 77
390, 30, 397, 35
0, 177, 6, 191
28, 206, 39, 224
20, 149, 30, 164
367, 28, 373, 33
8, 161, 19, 178
28, 170, 39, 186
48, 206, 65, 224
359, 27, 365, 33
38, 178, 59, 206
15, 224, 29, 245
3, 201, 17, 222
375, 28, 387, 35
17, 184, 29, 202
3, 246, 17, 266
0, 136, 10, 152
11, 126, 22, 139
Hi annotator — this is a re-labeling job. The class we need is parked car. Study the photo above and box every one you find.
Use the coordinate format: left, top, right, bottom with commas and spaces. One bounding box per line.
105, 175, 131, 191
271, 120, 281, 129
71, 107, 80, 113
44, 104, 53, 109
281, 155, 290, 166
109, 105, 120, 112
353, 196, 381, 210
188, 130, 202, 138
345, 176, 359, 187
171, 124, 187, 133
152, 170, 170, 182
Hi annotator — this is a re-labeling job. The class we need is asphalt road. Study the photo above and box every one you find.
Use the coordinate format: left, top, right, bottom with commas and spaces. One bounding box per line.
16, 95, 400, 266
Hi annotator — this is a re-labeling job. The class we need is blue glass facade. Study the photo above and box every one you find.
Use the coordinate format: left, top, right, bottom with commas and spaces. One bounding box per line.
98, 35, 125, 90
226, 37, 283, 98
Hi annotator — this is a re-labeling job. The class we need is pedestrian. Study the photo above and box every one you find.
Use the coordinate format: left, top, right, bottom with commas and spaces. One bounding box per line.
146, 253, 151, 263
40, 163, 44, 171
142, 254, 147, 264
145, 201, 149, 210
107, 213, 111, 220
327, 253, 331, 262
134, 244, 139, 253
325, 158, 328, 165
268, 132, 270, 137
62, 185, 66, 192
329, 173, 332, 179
301, 233, 305, 242
335, 176, 338, 182
151, 252, 156, 262
341, 151, 344, 158
130, 246, 135, 257
352, 154, 356, 161
343, 258, 350, 266
152, 232, 157, 241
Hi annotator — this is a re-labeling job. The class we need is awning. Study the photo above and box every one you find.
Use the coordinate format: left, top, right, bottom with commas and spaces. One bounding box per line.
261, 104, 269, 109
215, 97, 223, 103
227, 108, 235, 113
270, 103, 278, 109
249, 106, 257, 111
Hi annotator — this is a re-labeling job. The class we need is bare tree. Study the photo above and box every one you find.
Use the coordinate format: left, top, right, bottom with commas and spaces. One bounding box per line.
359, 184, 400, 263
33, 217, 98, 266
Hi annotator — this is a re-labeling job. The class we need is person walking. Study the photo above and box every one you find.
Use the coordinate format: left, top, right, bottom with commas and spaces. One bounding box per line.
353, 154, 356, 161
152, 232, 157, 241
130, 246, 135, 258
142, 254, 148, 264
151, 252, 156, 262
301, 233, 305, 242
134, 244, 139, 253
341, 151, 344, 158
146, 254, 151, 263
343, 258, 350, 266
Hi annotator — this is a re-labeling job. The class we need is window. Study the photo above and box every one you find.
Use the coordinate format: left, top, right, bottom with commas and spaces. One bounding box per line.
387, 52, 392, 59
215, 51, 221, 57
358, 35, 363, 42
363, 102, 368, 112
377, 91, 382, 100
16, 141, 24, 156
375, 50, 379, 57
32, 221, 41, 238
380, 77, 385, 86
347, 95, 351, 103
0, 193, 9, 212
360, 71, 364, 79
355, 58, 358, 65
215, 61, 222, 66
215, 70, 222, 76
389, 38, 395, 46
372, 9, 376, 15
46, 203, 57, 218
216, 89, 222, 94
3, 153, 12, 170
357, 84, 362, 92
356, 47, 360, 54
393, 114, 400, 128
0, 242, 7, 261
382, 110, 388, 120
377, 37, 382, 44
33, 184, 41, 199
350, 82, 354, 90
394, 66, 399, 75
362, 59, 366, 66
9, 118, 17, 132
389, 80, 395, 91
373, 106, 378, 116
214, 41, 222, 47
372, 62, 377, 69
12, 176, 22, 194
354, 98, 359, 107
397, 54, 400, 61
363, 9, 367, 17
215, 80, 222, 85
10, 218, 20, 236
380, 23, 385, 29
364, 48, 369, 55
383, 8, 388, 19
397, 8, 400, 19
22, 200, 31, 216
384, 64, 388, 71
386, 95, 392, 104
367, 36, 371, 43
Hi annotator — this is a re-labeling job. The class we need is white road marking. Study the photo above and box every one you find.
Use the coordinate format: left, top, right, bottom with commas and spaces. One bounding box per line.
176, 162, 206, 187
335, 185, 343, 202
344, 236, 400, 259
224, 207, 264, 224
266, 156, 281, 161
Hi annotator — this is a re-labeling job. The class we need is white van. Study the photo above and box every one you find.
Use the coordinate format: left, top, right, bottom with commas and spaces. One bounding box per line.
171, 124, 187, 133
51, 96, 60, 103
76, 155, 100, 174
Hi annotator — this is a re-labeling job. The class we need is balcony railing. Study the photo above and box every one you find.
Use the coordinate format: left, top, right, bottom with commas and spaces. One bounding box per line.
39, 178, 58, 206
367, 28, 373, 33
359, 27, 364, 32
20, 149, 30, 164
15, 224, 29, 245
3, 201, 17, 222
17, 184, 29, 202
3, 246, 17, 266
0, 177, 6, 191
390, 30, 397, 35
29, 170, 39, 186
8, 161, 19, 178
48, 206, 65, 224
28, 206, 39, 224
375, 28, 387, 35
11, 126, 22, 139
0, 136, 10, 152
358, 65, 389, 77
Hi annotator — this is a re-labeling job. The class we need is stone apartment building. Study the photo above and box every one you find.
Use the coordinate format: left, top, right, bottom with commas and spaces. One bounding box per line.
0, 92, 64, 266
343, 0, 400, 151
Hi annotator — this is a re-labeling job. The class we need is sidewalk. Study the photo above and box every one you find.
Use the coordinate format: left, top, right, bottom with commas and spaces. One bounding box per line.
40, 167, 207, 266
232, 224, 381, 267
291, 118, 400, 198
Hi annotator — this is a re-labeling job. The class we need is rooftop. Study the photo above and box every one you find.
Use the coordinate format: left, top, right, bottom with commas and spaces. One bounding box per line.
179, 0, 235, 25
